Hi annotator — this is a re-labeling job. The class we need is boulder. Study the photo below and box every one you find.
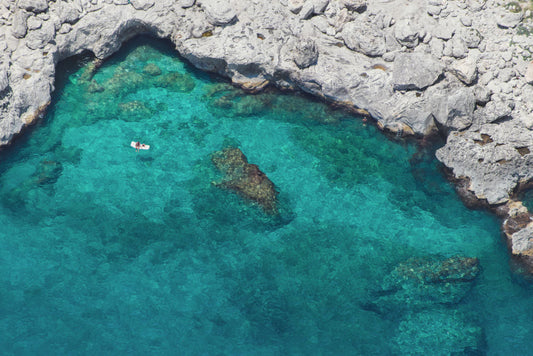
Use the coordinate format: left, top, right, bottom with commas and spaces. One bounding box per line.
394, 19, 419, 48
432, 87, 476, 131
496, 9, 523, 29
525, 61, 533, 84
56, 2, 81, 24
25, 21, 55, 50
26, 16, 42, 30
312, 0, 330, 15
211, 147, 279, 214
18, 0, 48, 13
449, 57, 478, 85
342, 0, 366, 12
12, 9, 29, 39
130, 0, 155, 11
201, 0, 238, 26
293, 39, 319, 69
432, 22, 455, 40
288, 0, 304, 14
479, 96, 514, 124
300, 2, 315, 20
461, 28, 483, 49
392, 52, 444, 90
178, 0, 196, 8
449, 36, 468, 59
341, 20, 386, 57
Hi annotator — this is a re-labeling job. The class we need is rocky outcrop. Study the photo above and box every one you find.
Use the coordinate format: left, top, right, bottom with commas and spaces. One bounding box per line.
1, 0, 533, 267
392, 52, 444, 90
211, 147, 279, 214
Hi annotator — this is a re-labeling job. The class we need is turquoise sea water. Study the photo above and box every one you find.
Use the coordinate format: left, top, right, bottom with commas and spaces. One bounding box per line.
1, 36, 533, 355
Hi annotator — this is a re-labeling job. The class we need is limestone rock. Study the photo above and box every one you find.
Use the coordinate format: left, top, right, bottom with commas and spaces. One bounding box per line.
341, 20, 386, 57
179, 0, 196, 8
12, 9, 29, 39
392, 52, 444, 90
130, 0, 155, 11
58, 23, 72, 35
0, 66, 8, 93
448, 36, 468, 59
25, 21, 55, 50
436, 121, 533, 205
200, 0, 238, 25
288, 0, 304, 14
525, 61, 533, 84
460, 28, 482, 49
496, 10, 523, 29
432, 87, 475, 131
342, 0, 366, 13
312, 0, 329, 15
473, 85, 492, 105
460, 16, 472, 27
510, 224, 533, 256
300, 2, 315, 19
56, 2, 81, 24
432, 22, 455, 40
467, 0, 485, 12
293, 38, 319, 69
394, 19, 419, 48
18, 0, 48, 13
429, 37, 444, 59
449, 57, 478, 85
479, 96, 514, 123
27, 16, 42, 30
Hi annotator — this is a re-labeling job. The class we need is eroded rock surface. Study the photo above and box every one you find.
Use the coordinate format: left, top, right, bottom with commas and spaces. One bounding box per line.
1, 0, 533, 265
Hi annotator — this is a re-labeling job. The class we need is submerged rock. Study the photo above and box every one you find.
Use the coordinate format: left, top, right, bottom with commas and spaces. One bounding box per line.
365, 256, 480, 314
34, 160, 63, 186
143, 63, 162, 76
393, 309, 485, 356
153, 72, 196, 92
211, 147, 279, 214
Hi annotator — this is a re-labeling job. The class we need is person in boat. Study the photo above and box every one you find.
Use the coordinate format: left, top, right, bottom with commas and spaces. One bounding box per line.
135, 141, 141, 152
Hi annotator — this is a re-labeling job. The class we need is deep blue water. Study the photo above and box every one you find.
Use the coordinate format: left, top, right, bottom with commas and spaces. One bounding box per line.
1, 36, 532, 355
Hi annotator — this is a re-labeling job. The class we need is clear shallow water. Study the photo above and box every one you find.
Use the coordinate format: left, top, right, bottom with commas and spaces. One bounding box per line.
1, 36, 533, 355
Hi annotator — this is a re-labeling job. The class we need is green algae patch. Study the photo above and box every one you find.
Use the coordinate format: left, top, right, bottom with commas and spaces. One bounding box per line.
153, 71, 196, 92
143, 63, 162, 76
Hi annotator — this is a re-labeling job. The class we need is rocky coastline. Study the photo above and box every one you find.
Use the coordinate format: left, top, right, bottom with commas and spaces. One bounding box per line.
2, 0, 533, 267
